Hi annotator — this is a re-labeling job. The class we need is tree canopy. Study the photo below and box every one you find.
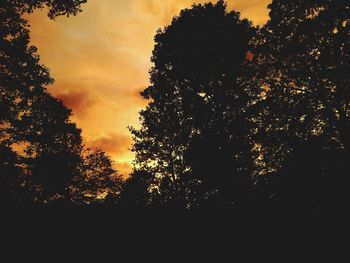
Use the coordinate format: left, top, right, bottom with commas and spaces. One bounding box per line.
1, 0, 349, 212
131, 1, 257, 208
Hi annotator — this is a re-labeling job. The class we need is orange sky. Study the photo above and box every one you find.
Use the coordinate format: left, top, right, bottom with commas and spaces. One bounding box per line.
27, 0, 271, 176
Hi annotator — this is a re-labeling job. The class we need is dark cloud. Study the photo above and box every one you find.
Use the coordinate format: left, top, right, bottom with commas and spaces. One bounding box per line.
55, 90, 94, 117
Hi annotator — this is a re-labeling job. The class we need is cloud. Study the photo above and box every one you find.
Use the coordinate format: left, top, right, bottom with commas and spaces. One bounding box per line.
133, 0, 271, 26
89, 133, 132, 156
114, 162, 133, 178
88, 133, 134, 176
228, 0, 271, 25
55, 90, 95, 117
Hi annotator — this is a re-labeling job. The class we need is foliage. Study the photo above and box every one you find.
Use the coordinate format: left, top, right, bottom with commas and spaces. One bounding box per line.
251, 0, 350, 210
0, 0, 108, 206
71, 148, 124, 206
131, 0, 256, 208
1, 0, 350, 211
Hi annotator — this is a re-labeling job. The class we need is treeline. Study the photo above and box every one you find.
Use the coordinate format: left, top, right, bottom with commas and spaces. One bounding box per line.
1, 0, 349, 212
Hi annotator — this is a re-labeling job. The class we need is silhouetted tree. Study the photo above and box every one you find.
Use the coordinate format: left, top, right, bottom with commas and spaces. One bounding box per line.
131, 1, 257, 208
119, 170, 154, 208
22, 94, 83, 204
256, 137, 348, 214
70, 148, 123, 206
254, 0, 350, 143
0, 0, 87, 205
4, 0, 87, 18
251, 0, 350, 211
0, 145, 21, 205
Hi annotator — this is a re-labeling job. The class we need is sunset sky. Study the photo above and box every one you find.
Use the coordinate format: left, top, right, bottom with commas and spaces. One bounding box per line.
27, 0, 271, 176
